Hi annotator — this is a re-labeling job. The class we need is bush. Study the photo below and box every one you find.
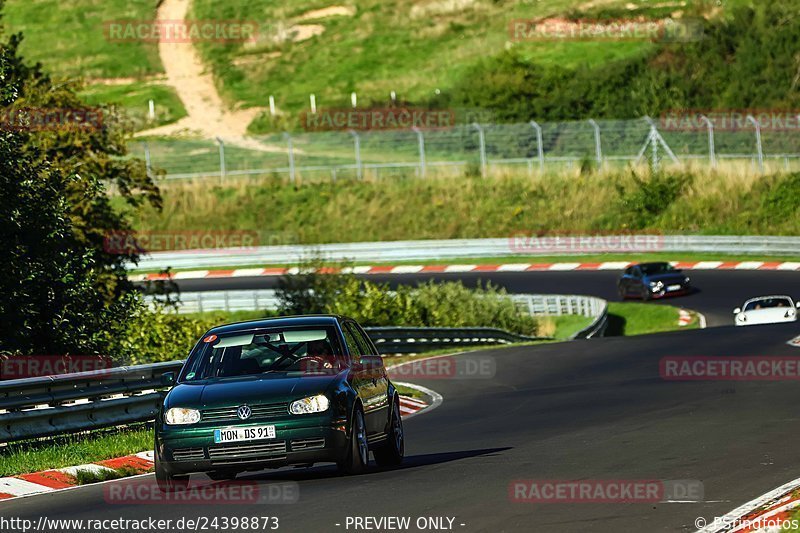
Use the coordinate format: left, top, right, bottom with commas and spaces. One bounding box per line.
614, 171, 693, 228
276, 264, 539, 336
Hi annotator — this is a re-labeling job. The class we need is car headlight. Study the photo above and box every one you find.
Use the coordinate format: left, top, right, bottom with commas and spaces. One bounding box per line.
684, 277, 691, 284
165, 407, 201, 425
649, 281, 664, 291
290, 395, 330, 415
736, 313, 747, 322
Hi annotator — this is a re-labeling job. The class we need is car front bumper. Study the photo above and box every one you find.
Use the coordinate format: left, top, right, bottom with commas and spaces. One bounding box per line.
156, 418, 349, 475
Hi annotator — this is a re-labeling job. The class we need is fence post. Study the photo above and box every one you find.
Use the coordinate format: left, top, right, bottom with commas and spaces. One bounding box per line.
283, 132, 296, 184
588, 119, 603, 168
349, 129, 363, 180
197, 292, 204, 314
142, 141, 152, 178
471, 122, 487, 178
216, 137, 226, 184
529, 120, 544, 173
412, 126, 426, 178
746, 114, 764, 173
699, 114, 716, 168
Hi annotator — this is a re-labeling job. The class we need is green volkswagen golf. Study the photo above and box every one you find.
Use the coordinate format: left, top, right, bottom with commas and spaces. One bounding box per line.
155, 315, 404, 491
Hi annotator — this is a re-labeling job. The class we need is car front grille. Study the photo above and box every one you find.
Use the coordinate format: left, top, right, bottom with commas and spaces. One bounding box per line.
208, 441, 287, 464
172, 447, 206, 461
291, 438, 325, 451
201, 403, 289, 423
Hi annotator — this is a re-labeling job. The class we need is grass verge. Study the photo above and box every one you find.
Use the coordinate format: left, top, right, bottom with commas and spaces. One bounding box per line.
607, 302, 699, 336
80, 83, 187, 131
0, 426, 153, 477
121, 172, 800, 247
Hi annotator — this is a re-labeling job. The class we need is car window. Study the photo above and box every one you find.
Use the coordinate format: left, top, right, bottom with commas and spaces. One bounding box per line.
639, 263, 675, 276
345, 322, 373, 356
744, 297, 793, 311
351, 322, 378, 356
341, 322, 365, 358
181, 326, 343, 381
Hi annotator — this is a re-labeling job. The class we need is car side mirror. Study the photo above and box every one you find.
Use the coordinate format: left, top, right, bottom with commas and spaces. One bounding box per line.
161, 371, 176, 387
796, 302, 800, 309
733, 308, 742, 314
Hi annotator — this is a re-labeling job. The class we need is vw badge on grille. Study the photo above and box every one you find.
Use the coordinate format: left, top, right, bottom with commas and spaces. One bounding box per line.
237, 405, 252, 420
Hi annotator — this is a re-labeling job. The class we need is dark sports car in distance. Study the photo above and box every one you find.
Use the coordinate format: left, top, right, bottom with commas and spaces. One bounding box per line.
618, 262, 691, 300
155, 315, 404, 491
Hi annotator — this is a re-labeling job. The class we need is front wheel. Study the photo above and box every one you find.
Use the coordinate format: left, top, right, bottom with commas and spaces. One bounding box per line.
374, 397, 404, 468
338, 406, 369, 475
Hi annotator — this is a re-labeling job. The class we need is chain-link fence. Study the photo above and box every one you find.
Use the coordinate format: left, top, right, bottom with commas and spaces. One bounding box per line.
135, 116, 800, 182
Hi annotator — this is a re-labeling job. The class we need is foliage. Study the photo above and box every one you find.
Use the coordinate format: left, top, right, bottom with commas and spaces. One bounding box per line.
0, 6, 162, 357
276, 262, 539, 336
614, 171, 694, 228
440, 3, 800, 121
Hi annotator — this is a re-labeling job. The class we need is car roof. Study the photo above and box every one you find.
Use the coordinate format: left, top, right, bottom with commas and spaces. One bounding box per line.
634, 262, 671, 267
206, 314, 347, 335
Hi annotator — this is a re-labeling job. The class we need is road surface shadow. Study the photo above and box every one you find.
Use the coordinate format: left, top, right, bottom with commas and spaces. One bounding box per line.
236, 447, 512, 482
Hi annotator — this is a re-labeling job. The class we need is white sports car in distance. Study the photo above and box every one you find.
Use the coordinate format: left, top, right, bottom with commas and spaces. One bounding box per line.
734, 295, 799, 326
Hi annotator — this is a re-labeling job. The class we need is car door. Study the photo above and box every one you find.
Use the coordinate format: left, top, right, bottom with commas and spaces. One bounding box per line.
345, 321, 389, 436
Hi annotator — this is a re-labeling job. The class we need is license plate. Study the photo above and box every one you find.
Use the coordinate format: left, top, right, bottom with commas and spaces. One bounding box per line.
667, 284, 682, 291
214, 425, 276, 444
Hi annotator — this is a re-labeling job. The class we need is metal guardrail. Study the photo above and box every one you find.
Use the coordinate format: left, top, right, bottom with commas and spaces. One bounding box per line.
1, 294, 607, 442
133, 235, 800, 271
367, 327, 545, 354
0, 361, 182, 443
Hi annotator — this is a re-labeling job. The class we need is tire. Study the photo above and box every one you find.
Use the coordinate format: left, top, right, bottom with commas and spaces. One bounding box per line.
373, 397, 404, 468
338, 406, 369, 475
617, 285, 627, 301
155, 456, 190, 493
640, 285, 651, 301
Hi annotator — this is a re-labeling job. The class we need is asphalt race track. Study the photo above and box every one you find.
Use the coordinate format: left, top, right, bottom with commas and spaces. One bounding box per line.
4, 271, 799, 532
170, 270, 800, 327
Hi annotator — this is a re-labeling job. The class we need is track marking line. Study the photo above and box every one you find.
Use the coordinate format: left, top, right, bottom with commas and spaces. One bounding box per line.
695, 477, 800, 532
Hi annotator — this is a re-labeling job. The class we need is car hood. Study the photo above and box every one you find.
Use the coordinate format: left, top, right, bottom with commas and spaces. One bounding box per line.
166, 372, 344, 409
741, 308, 797, 325
644, 273, 686, 284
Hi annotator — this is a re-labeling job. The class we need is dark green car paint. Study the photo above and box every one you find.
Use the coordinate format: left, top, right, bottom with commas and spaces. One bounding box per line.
155, 315, 400, 478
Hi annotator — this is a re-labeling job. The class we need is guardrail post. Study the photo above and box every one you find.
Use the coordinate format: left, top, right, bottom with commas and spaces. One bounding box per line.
530, 120, 544, 173
588, 119, 603, 168
349, 129, 363, 180
412, 126, 426, 178
471, 122, 487, 178
197, 292, 203, 313
746, 114, 764, 173
699, 115, 716, 168
216, 137, 226, 184
224, 291, 230, 312
283, 132, 296, 184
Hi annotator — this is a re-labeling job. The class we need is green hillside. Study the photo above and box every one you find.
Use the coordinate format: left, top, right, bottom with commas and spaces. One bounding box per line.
2, 0, 767, 134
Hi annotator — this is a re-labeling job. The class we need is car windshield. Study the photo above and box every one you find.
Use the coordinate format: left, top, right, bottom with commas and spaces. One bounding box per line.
639, 263, 676, 275
180, 326, 344, 381
744, 297, 793, 311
